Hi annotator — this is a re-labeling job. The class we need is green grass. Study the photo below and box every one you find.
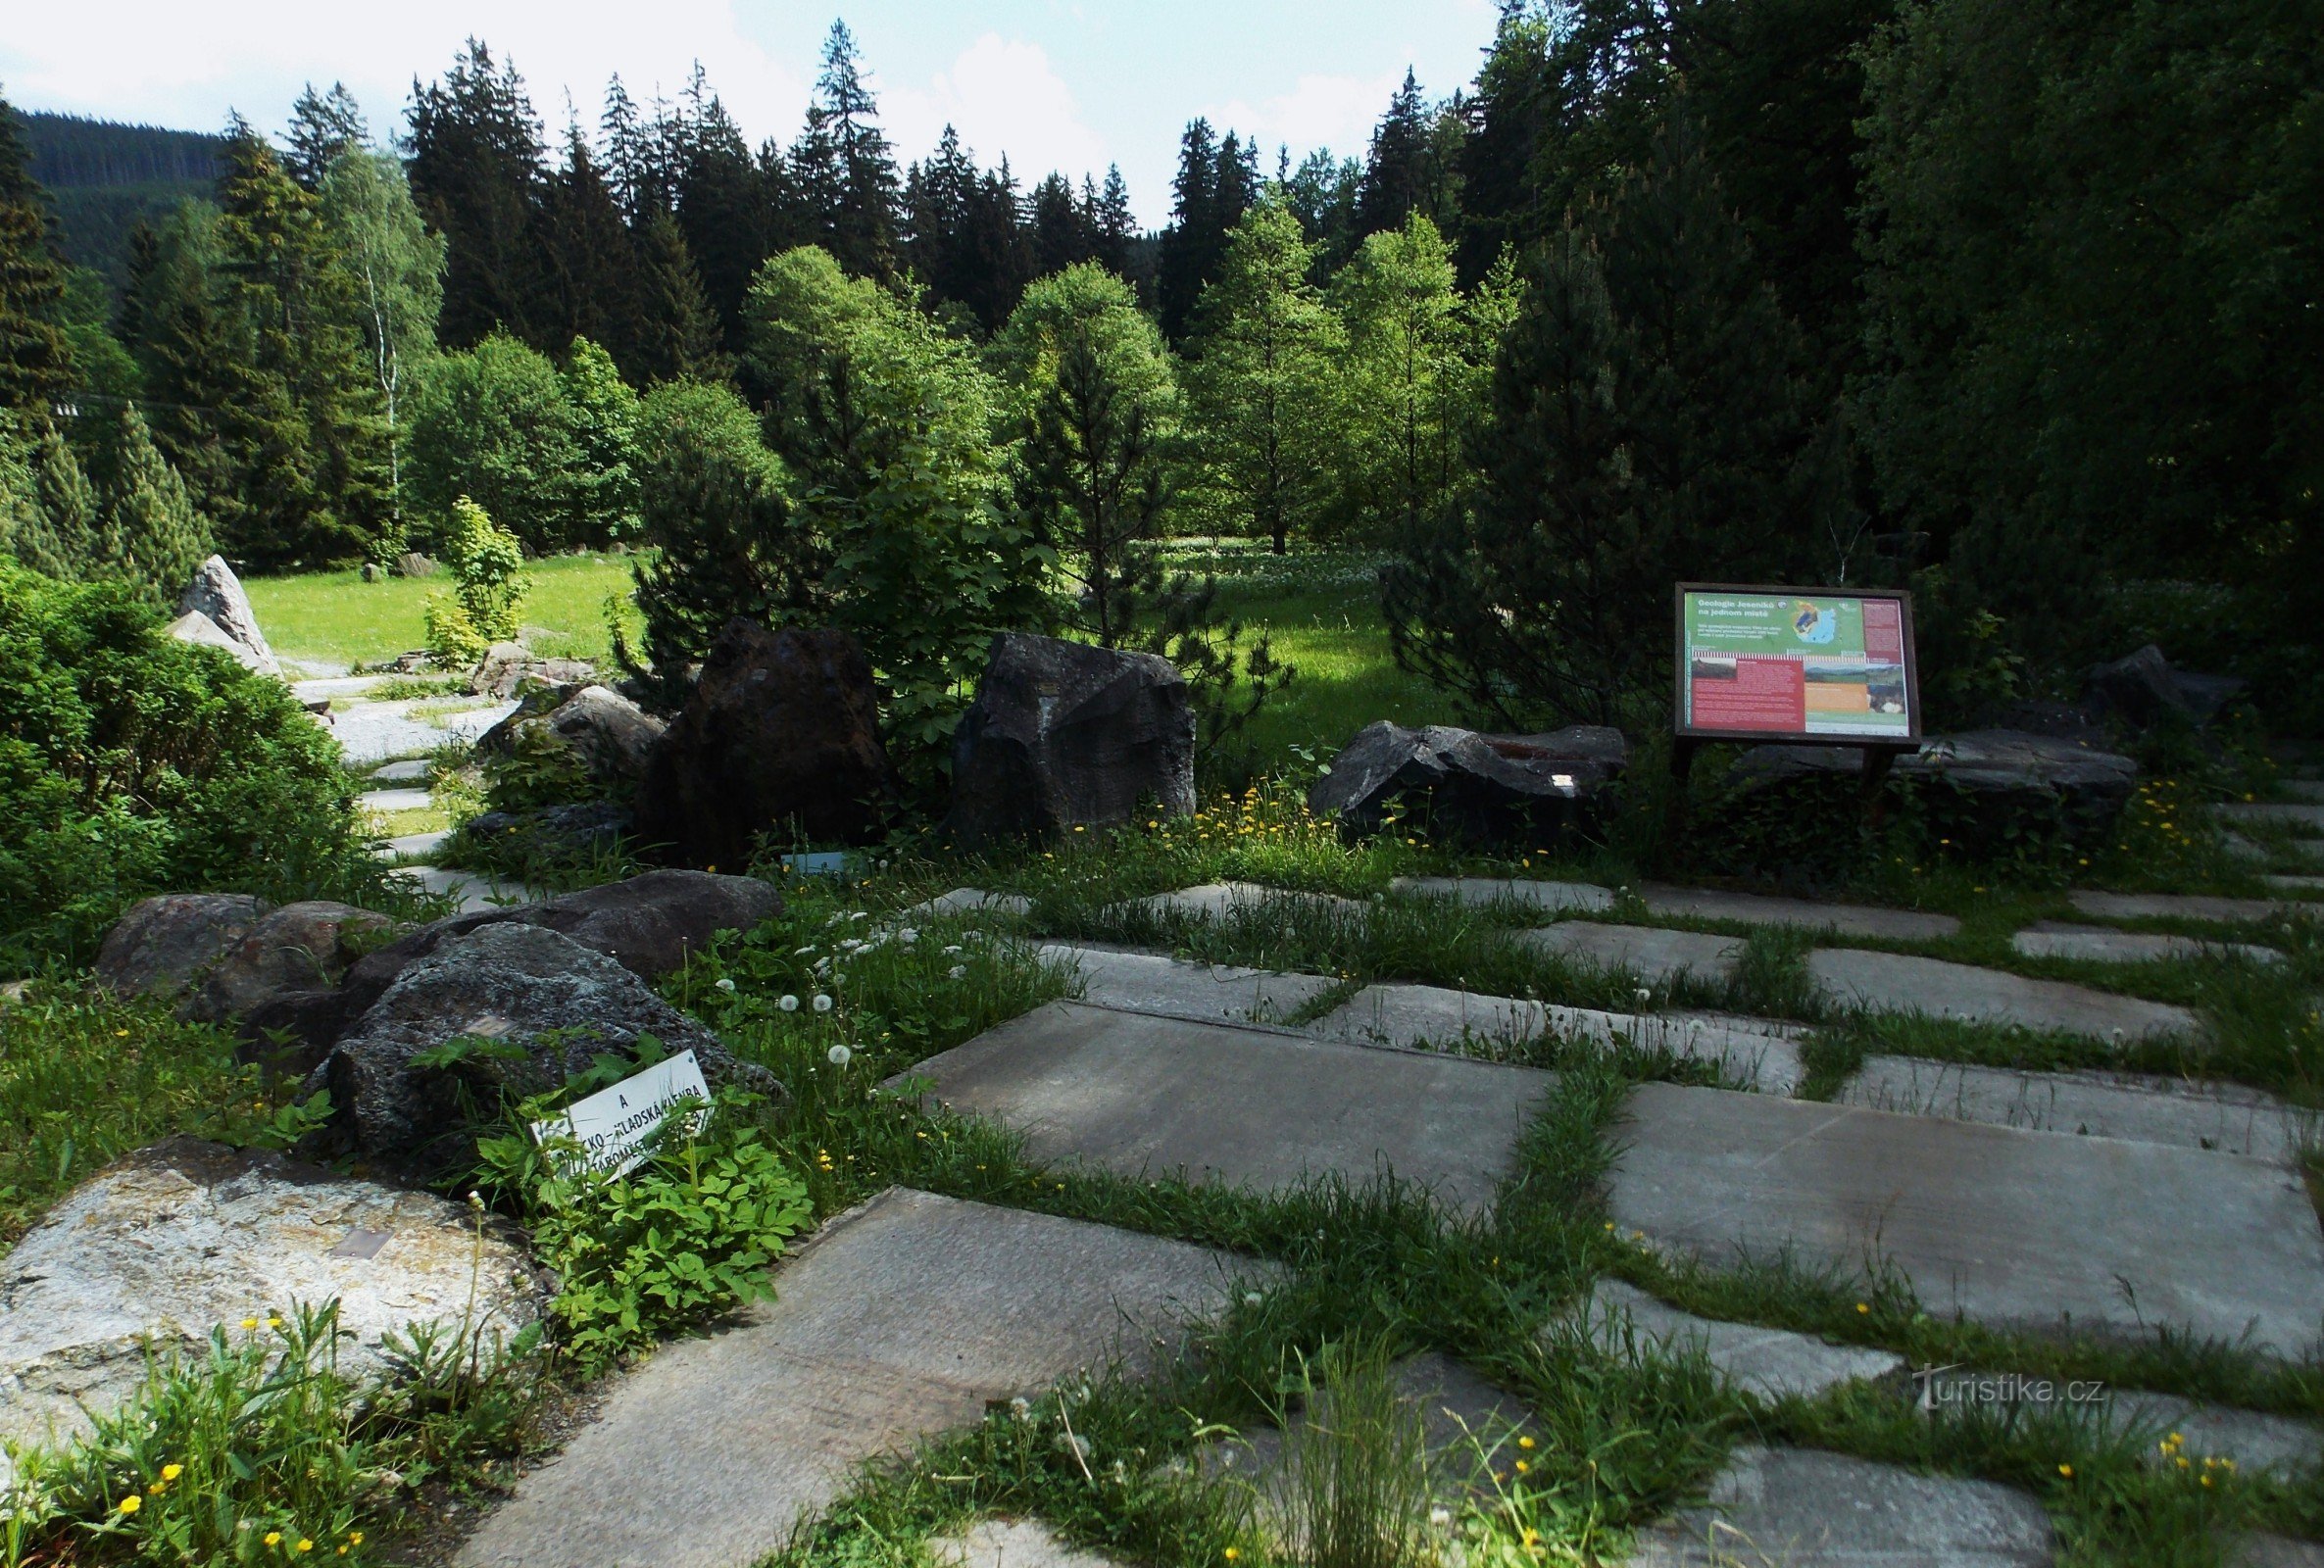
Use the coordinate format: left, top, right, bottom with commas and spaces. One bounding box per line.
244, 555, 641, 672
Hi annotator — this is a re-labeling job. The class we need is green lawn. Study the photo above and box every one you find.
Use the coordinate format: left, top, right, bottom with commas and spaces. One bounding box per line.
245, 554, 642, 671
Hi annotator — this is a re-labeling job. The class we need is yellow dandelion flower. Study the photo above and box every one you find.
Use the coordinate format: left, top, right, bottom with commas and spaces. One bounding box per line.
267, 1533, 283, 1546
349, 1535, 364, 1546
1854, 1302, 1870, 1314
2057, 1463, 2073, 1478
118, 1494, 142, 1514
1514, 1458, 1530, 1473
1223, 1549, 1241, 1562
161, 1464, 181, 1482
1517, 1435, 1536, 1449
299, 1540, 315, 1553
242, 1316, 259, 1330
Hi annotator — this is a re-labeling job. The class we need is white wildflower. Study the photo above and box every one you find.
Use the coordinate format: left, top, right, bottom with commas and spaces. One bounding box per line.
778, 995, 800, 1012
826, 1044, 853, 1067
714, 977, 736, 993
948, 965, 966, 980
814, 994, 834, 1013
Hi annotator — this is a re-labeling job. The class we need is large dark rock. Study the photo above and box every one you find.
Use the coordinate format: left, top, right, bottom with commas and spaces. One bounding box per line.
475, 683, 665, 791
95, 894, 272, 1001
308, 922, 783, 1168
946, 633, 1195, 846
1308, 721, 1630, 848
184, 901, 395, 1026
2083, 645, 2246, 733
461, 801, 635, 861
636, 621, 895, 868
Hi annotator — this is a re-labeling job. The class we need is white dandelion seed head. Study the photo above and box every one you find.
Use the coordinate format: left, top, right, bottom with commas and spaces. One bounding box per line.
826, 1043, 853, 1066
778, 995, 800, 1012
814, 994, 834, 1012
714, 977, 736, 993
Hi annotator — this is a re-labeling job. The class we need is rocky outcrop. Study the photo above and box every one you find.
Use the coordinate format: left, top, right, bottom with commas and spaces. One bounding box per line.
475, 683, 665, 792
2083, 645, 2246, 734
635, 620, 896, 868
307, 922, 781, 1168
945, 633, 1195, 846
165, 609, 271, 673
184, 902, 395, 1027
175, 555, 279, 677
94, 893, 271, 1001
0, 1139, 547, 1469
1308, 721, 1630, 848
470, 641, 598, 701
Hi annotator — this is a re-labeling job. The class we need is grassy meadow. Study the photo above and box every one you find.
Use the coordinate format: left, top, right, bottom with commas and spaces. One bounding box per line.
245, 554, 645, 672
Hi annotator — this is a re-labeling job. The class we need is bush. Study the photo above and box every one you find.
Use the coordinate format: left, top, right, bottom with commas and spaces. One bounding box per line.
422, 496, 529, 666
0, 562, 395, 970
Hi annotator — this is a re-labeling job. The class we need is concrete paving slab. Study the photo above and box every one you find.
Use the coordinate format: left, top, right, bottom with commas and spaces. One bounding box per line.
292, 674, 395, 702
1639, 885, 1960, 941
2226, 1534, 2324, 1568
1391, 876, 1613, 913
357, 787, 433, 814
1573, 1280, 1904, 1402
1838, 1056, 2314, 1165
1307, 984, 1805, 1094
1127, 881, 1363, 921
1914, 1370, 2320, 1476
2283, 781, 2324, 804
2265, 875, 2324, 896
931, 1520, 1123, 1568
902, 1001, 1558, 1214
459, 1188, 1260, 1568
1626, 1446, 2053, 1567
2010, 922, 2281, 966
1607, 1084, 2324, 1354
1806, 948, 2199, 1042
2070, 890, 2293, 924
369, 758, 432, 784
332, 696, 515, 766
2217, 803, 2324, 835
1517, 922, 1745, 987
1036, 944, 1338, 1027
377, 829, 451, 859
907, 887, 1034, 920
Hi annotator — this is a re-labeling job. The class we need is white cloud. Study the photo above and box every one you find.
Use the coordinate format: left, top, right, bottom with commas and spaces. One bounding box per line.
1203, 66, 1408, 167
882, 35, 1108, 185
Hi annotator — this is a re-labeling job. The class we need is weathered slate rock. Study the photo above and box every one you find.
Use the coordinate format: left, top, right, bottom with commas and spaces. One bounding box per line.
1307, 720, 1628, 848
2070, 889, 2292, 923
1389, 875, 1613, 913
1518, 922, 1745, 987
1572, 1280, 1904, 1402
0, 1139, 544, 1466
185, 900, 395, 1025
2010, 922, 2280, 965
1037, 944, 1337, 1028
457, 1188, 1261, 1568
470, 641, 597, 700
94, 893, 271, 1000
475, 682, 665, 790
458, 801, 634, 864
1607, 1084, 2324, 1354
946, 633, 1194, 846
1806, 949, 2198, 1042
175, 554, 279, 676
1838, 1056, 2311, 1165
903, 1001, 1557, 1214
310, 922, 780, 1169
1639, 885, 1959, 941
1627, 1446, 2053, 1566
636, 620, 897, 868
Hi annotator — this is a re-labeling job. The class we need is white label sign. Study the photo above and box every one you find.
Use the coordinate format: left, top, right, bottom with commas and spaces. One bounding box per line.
531, 1051, 713, 1180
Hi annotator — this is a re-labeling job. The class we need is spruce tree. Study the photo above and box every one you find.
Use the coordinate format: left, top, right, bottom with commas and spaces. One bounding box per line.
28, 416, 96, 572
0, 92, 76, 418
1028, 172, 1092, 277
1356, 70, 1434, 238
1157, 121, 1218, 341
283, 82, 368, 190
1093, 166, 1137, 276
90, 402, 212, 604
406, 41, 549, 348
541, 126, 636, 368
797, 23, 899, 278
673, 74, 771, 348
628, 214, 727, 383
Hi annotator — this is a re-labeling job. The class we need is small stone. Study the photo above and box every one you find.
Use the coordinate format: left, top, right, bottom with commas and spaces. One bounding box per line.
1307, 720, 1628, 848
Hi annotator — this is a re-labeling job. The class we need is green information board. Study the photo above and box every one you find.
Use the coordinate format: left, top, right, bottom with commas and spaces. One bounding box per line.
1675, 584, 1920, 744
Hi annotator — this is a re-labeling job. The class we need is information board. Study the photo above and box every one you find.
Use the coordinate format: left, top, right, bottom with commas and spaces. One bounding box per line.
1675, 584, 1919, 744
531, 1050, 713, 1181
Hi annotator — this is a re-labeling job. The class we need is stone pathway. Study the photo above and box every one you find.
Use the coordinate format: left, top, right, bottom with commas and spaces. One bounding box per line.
1637, 884, 1960, 941
457, 1189, 1261, 1568
901, 1001, 1558, 1215
1607, 1084, 2324, 1354
1125, 881, 1363, 921
1625, 1446, 2053, 1567
2070, 890, 2293, 924
369, 758, 432, 784
1038, 943, 1338, 1027
357, 786, 433, 815
1518, 922, 1746, 987
1573, 1280, 1904, 1402
330, 695, 514, 766
388, 864, 544, 914
2265, 874, 2324, 895
1391, 876, 1613, 913
1806, 949, 2198, 1042
2011, 922, 2280, 965
1837, 1056, 2312, 1165
2216, 803, 2324, 835
930, 1521, 1119, 1568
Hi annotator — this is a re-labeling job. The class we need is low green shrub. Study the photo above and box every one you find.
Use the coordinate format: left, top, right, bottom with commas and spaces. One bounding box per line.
421, 497, 529, 667
0, 562, 408, 971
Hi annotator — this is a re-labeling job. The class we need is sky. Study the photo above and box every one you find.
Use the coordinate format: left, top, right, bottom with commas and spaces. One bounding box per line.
1, 1, 1507, 228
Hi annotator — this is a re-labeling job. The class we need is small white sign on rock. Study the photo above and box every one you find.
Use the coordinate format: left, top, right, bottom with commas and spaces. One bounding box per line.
533, 1050, 712, 1180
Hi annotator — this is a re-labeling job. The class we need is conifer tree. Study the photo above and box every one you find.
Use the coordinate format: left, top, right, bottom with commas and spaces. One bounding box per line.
283, 82, 368, 190
0, 92, 76, 418
1093, 166, 1138, 276
1356, 70, 1434, 238
628, 213, 727, 383
796, 23, 899, 278
673, 74, 771, 347
1028, 172, 1093, 277
28, 416, 96, 571
541, 124, 634, 360
90, 401, 212, 603
406, 40, 548, 348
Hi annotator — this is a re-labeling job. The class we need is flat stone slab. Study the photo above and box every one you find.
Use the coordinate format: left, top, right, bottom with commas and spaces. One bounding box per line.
378, 829, 451, 859
1036, 943, 1337, 1027
931, 1521, 1123, 1568
2216, 802, 2324, 834
2282, 782, 2324, 804
2070, 890, 2292, 924
459, 1189, 1259, 1568
903, 1001, 1557, 1214
2228, 1535, 2324, 1568
1807, 948, 2198, 1042
357, 787, 432, 813
1607, 1084, 2324, 1354
1518, 922, 1745, 987
1626, 1446, 2053, 1567
2264, 875, 2324, 895
1640, 885, 1959, 941
2010, 922, 2281, 966
1915, 1369, 2320, 1477
1308, 983, 1804, 1094
1125, 881, 1361, 921
907, 887, 1034, 920
331, 695, 515, 766
1839, 1056, 2313, 1165
1573, 1280, 1904, 1402
1391, 875, 1613, 913
369, 758, 432, 783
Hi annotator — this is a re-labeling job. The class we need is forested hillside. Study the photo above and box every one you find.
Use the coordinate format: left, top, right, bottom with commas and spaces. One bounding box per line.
1, 0, 2317, 727
22, 112, 223, 291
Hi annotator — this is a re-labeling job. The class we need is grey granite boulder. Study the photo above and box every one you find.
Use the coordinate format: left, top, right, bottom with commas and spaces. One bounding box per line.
1308, 720, 1629, 848
175, 555, 280, 677
94, 893, 271, 1001
184, 900, 396, 1025
308, 922, 782, 1169
637, 620, 897, 867
166, 609, 270, 672
0, 1139, 546, 1471
470, 641, 597, 700
946, 633, 1195, 845
475, 683, 665, 791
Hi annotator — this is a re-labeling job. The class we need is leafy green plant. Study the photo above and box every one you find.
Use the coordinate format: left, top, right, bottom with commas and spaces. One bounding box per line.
422, 496, 529, 667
